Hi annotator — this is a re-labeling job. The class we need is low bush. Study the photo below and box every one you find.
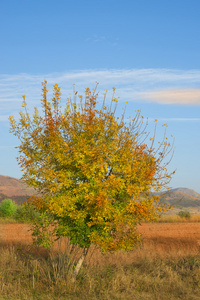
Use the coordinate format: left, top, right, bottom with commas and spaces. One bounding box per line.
14, 203, 41, 223
178, 210, 191, 219
0, 198, 17, 217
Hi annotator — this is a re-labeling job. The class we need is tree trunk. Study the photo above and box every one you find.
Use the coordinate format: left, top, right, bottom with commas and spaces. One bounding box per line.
72, 246, 90, 281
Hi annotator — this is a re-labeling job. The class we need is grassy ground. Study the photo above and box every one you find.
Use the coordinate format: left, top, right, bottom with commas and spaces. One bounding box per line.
0, 215, 200, 299
0, 244, 200, 299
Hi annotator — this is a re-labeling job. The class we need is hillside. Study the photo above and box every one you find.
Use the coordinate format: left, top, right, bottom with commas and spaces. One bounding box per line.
1, 174, 200, 209
0, 175, 36, 205
160, 188, 200, 208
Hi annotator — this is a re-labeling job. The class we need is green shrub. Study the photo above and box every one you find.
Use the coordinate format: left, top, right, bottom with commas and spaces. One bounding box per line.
14, 203, 41, 223
178, 210, 191, 219
0, 198, 17, 217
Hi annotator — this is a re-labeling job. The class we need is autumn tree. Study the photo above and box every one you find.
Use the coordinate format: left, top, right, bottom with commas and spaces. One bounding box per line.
9, 81, 175, 277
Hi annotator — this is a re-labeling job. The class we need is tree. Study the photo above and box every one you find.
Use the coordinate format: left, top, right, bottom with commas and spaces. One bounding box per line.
9, 80, 175, 277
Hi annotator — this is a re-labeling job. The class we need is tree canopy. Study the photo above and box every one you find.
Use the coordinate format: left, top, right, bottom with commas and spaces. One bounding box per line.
9, 81, 175, 252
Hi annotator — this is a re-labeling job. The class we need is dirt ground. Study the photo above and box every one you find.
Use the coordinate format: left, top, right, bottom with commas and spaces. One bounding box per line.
1, 222, 200, 266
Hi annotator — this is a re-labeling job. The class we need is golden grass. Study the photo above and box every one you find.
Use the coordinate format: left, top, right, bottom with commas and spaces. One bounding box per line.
0, 217, 19, 224
157, 214, 200, 223
0, 242, 199, 299
0, 220, 200, 299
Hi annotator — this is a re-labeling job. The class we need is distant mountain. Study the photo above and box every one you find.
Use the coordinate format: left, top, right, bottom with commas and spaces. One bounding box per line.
169, 188, 200, 199
159, 187, 200, 208
0, 175, 36, 205
1, 174, 200, 208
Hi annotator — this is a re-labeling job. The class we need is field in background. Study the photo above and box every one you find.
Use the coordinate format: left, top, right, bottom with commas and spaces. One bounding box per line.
157, 213, 200, 223
163, 206, 200, 216
1, 221, 200, 263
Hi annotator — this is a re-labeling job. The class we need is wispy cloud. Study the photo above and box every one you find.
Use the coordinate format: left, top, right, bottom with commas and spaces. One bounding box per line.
1, 68, 200, 122
142, 89, 200, 105
85, 35, 106, 43
0, 115, 10, 122
84, 35, 119, 46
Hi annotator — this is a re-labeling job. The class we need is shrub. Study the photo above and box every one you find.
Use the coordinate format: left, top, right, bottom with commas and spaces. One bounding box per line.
178, 210, 191, 219
0, 198, 17, 217
14, 203, 41, 223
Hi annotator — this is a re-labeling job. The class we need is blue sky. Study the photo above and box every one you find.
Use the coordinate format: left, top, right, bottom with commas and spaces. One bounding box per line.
0, 0, 200, 192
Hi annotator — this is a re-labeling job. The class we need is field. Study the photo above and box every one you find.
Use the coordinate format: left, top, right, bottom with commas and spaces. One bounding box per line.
1, 221, 200, 263
0, 219, 200, 299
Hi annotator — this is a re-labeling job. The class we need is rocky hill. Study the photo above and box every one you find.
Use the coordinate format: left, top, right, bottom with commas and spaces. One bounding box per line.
0, 174, 200, 209
159, 188, 200, 208
0, 175, 36, 205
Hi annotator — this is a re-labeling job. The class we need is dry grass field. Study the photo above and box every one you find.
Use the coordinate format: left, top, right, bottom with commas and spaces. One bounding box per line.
1, 221, 200, 264
0, 220, 200, 299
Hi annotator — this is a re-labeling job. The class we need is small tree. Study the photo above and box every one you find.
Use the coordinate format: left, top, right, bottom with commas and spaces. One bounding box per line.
0, 198, 17, 218
10, 81, 175, 277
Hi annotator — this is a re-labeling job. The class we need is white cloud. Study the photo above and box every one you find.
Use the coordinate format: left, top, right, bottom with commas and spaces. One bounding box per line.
1, 68, 200, 122
142, 89, 200, 105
